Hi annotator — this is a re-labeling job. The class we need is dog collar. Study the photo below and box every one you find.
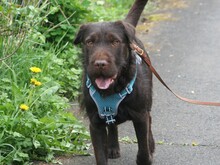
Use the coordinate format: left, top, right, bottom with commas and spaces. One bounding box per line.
86, 53, 141, 124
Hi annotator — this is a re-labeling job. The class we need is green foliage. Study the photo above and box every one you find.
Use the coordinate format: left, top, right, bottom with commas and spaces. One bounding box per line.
0, 1, 90, 164
0, 0, 134, 164
0, 42, 90, 164
39, 0, 90, 46
86, 0, 133, 22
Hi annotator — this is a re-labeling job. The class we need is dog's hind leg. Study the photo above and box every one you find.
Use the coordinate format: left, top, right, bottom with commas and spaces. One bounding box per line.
90, 124, 108, 165
133, 112, 153, 165
149, 114, 155, 154
107, 125, 121, 159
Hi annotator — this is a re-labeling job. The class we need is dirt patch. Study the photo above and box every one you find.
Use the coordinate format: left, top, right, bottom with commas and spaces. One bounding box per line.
158, 0, 188, 9
137, 0, 189, 34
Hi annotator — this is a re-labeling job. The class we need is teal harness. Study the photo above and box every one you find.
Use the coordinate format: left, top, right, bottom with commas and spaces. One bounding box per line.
86, 53, 141, 124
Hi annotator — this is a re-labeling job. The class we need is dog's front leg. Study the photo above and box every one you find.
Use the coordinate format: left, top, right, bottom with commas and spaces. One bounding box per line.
90, 124, 108, 165
133, 112, 153, 165
107, 125, 120, 159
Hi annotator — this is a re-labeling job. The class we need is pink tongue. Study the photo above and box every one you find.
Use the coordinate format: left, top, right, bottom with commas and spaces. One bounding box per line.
95, 78, 112, 89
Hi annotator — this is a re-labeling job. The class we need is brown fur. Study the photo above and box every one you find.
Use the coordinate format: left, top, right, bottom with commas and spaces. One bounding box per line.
74, 1, 154, 165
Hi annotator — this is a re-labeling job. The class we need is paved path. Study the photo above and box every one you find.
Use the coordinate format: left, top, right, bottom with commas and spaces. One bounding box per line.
42, 0, 220, 164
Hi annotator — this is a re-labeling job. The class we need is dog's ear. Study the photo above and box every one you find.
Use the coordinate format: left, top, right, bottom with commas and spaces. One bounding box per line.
73, 24, 87, 45
114, 21, 136, 44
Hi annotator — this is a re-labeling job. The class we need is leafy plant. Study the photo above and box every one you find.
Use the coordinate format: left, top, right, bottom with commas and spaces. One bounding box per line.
0, 58, 90, 164
87, 0, 133, 22
0, 1, 90, 164
38, 0, 90, 46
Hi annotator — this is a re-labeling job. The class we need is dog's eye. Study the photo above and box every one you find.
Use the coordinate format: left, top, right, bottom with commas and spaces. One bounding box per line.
112, 40, 120, 46
86, 40, 94, 46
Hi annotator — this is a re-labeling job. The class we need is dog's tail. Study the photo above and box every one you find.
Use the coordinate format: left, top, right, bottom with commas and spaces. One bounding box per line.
124, 0, 148, 27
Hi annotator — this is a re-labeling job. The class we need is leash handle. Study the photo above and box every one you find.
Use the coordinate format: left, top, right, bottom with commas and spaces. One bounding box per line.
131, 43, 220, 106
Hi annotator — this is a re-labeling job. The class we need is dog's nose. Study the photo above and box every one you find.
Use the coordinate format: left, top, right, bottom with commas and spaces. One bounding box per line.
94, 60, 108, 69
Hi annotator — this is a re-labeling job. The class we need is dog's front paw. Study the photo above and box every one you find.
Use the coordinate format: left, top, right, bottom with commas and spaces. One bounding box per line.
136, 154, 153, 165
108, 147, 121, 159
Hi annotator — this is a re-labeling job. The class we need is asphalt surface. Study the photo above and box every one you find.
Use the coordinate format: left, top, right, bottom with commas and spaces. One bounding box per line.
38, 0, 220, 164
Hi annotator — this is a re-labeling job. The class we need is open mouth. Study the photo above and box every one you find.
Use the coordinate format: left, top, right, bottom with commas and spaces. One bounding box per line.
95, 75, 117, 90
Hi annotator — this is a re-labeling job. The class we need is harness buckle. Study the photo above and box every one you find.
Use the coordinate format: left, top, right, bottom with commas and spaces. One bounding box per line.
105, 115, 116, 124
125, 85, 133, 94
100, 107, 116, 124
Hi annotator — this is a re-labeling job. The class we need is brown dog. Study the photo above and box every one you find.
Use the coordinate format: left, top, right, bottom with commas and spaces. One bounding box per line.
74, 0, 154, 165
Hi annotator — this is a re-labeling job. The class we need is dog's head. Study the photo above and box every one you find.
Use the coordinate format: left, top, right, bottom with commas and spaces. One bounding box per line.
74, 21, 136, 94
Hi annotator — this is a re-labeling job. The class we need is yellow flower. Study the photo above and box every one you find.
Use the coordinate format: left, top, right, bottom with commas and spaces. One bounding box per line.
30, 67, 42, 73
34, 81, 42, 86
30, 78, 42, 86
31, 78, 37, 84
20, 104, 29, 111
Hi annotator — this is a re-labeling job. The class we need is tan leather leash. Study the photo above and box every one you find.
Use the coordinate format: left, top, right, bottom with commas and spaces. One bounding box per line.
131, 43, 220, 106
